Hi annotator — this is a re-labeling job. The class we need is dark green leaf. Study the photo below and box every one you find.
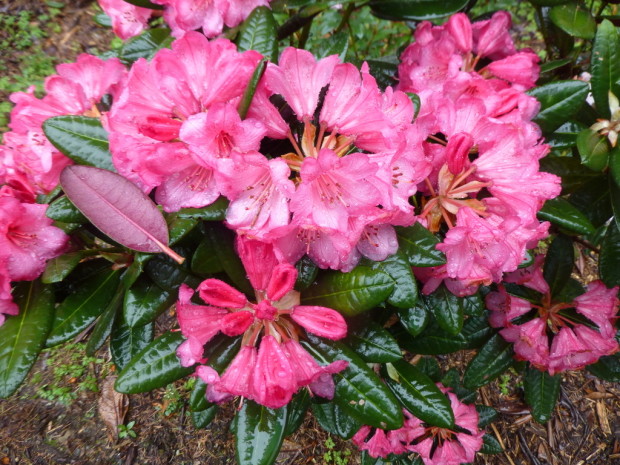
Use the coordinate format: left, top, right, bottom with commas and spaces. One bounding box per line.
540, 156, 600, 194
415, 356, 442, 382
476, 405, 498, 427
527, 81, 590, 133
315, 32, 348, 60
424, 285, 464, 335
384, 359, 454, 428
294, 256, 318, 291
192, 237, 225, 275
234, 400, 287, 465
167, 215, 199, 246
543, 234, 574, 298
123, 276, 175, 328
237, 7, 278, 61
46, 196, 87, 224
481, 434, 503, 454
204, 224, 253, 295
600, 221, 620, 287
440, 368, 477, 404
85, 283, 124, 355
576, 128, 610, 171
120, 28, 173, 64
346, 321, 402, 363
192, 405, 218, 429
311, 401, 362, 439
398, 304, 429, 337
145, 248, 194, 292
523, 365, 561, 423
537, 197, 595, 235
123, 0, 163, 9
177, 197, 228, 221
569, 175, 613, 227
301, 267, 393, 317
190, 378, 210, 412
546, 121, 585, 149
369, 0, 469, 21
549, 3, 595, 39
47, 269, 121, 347
463, 334, 514, 389
42, 252, 86, 284
610, 173, 620, 231
43, 116, 114, 171
0, 281, 54, 398
115, 332, 193, 393
371, 251, 417, 309
610, 146, 620, 187
110, 320, 154, 371
591, 20, 620, 119
284, 390, 310, 437
540, 58, 572, 74
587, 353, 620, 382
303, 335, 403, 429
364, 56, 398, 90
237, 59, 268, 120
462, 293, 484, 317
396, 224, 445, 267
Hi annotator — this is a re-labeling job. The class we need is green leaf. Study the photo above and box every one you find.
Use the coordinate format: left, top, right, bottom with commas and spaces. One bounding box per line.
237, 59, 268, 120
303, 335, 403, 429
234, 400, 288, 465
440, 368, 477, 404
42, 252, 86, 284
47, 269, 121, 347
110, 320, 154, 371
397, 304, 429, 337
284, 390, 310, 436
481, 434, 504, 454
115, 331, 193, 393
311, 401, 362, 439
610, 147, 620, 187
543, 234, 574, 298
369, 0, 468, 21
167, 215, 199, 246
123, 0, 163, 9
610, 173, 620, 231
346, 321, 402, 363
576, 128, 610, 172
43, 116, 114, 171
364, 56, 398, 90
527, 81, 590, 133
424, 285, 463, 335
120, 28, 173, 64
301, 267, 394, 317
191, 237, 225, 276
591, 20, 620, 119
192, 405, 218, 429
85, 282, 124, 355
204, 224, 253, 295
46, 196, 87, 224
0, 281, 54, 398
190, 378, 210, 412
523, 365, 561, 423
540, 156, 600, 194
315, 31, 349, 60
463, 334, 514, 389
145, 248, 194, 291
396, 224, 445, 267
587, 353, 620, 382
371, 251, 417, 308
476, 405, 498, 427
537, 197, 595, 235
237, 7, 278, 62
549, 2, 595, 39
462, 292, 484, 317
177, 196, 228, 221
123, 276, 175, 328
415, 356, 442, 382
546, 121, 585, 149
383, 359, 454, 428
569, 175, 613, 227
600, 221, 620, 287
294, 256, 318, 291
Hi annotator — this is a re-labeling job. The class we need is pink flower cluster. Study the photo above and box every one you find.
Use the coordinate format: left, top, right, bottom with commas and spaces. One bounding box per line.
399, 12, 561, 296
353, 385, 484, 465
105, 33, 430, 271
176, 238, 348, 409
98, 0, 272, 40
486, 256, 619, 374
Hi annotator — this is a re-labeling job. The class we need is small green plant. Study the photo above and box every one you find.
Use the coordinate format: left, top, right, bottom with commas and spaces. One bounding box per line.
155, 378, 196, 416
118, 421, 137, 439
322, 436, 352, 465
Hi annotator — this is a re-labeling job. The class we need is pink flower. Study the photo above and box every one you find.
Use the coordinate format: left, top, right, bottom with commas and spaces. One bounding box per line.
0, 259, 19, 327
98, 0, 152, 39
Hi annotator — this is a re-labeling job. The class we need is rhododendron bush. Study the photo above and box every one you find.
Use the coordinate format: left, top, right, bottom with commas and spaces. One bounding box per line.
2, 0, 620, 464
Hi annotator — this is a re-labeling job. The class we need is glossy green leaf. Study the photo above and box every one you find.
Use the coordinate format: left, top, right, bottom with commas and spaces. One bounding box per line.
440, 368, 477, 404
304, 335, 403, 429
610, 174, 620, 231
145, 248, 193, 291
191, 237, 225, 276
177, 197, 228, 221
462, 292, 484, 317
587, 353, 620, 382
591, 20, 620, 119
346, 321, 402, 363
396, 224, 445, 267
42, 252, 86, 284
384, 359, 454, 428
463, 334, 514, 389
369, 0, 468, 21
398, 304, 429, 337
301, 266, 394, 317
424, 285, 463, 335
543, 234, 574, 298
110, 320, 154, 371
234, 400, 287, 465
43, 116, 114, 171
476, 405, 498, 427
190, 378, 210, 412
237, 7, 278, 61
0, 281, 54, 398
123, 276, 175, 328
284, 390, 311, 437
123, 0, 163, 9
481, 434, 503, 454
122, 253, 152, 291
415, 356, 442, 382
527, 80, 589, 133
192, 405, 218, 429
46, 196, 87, 224
610, 147, 620, 187
537, 197, 595, 235
205, 224, 253, 295
47, 269, 121, 347
364, 56, 398, 90
600, 221, 620, 287
166, 215, 199, 246
540, 58, 572, 74
315, 31, 348, 60
546, 121, 585, 149
311, 401, 362, 439
294, 256, 318, 291
569, 175, 613, 227
576, 128, 610, 171
115, 331, 193, 393
549, 3, 595, 39
238, 59, 268, 120
523, 365, 561, 424
371, 251, 417, 309
120, 28, 173, 64
85, 282, 124, 355
540, 156, 600, 194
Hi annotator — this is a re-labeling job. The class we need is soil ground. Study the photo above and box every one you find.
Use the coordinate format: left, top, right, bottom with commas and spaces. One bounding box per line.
0, 1, 619, 464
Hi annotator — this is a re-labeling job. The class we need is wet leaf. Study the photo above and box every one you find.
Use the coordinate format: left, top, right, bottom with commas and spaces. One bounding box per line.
463, 334, 514, 389
396, 223, 445, 267
591, 20, 620, 119
528, 80, 589, 133
537, 197, 595, 235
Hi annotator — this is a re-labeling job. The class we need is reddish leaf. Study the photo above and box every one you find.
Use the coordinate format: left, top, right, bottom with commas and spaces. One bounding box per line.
98, 375, 128, 442
60, 165, 183, 263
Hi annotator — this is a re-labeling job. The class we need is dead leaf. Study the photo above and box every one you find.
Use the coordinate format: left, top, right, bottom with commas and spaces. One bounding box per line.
596, 401, 611, 436
98, 375, 128, 442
